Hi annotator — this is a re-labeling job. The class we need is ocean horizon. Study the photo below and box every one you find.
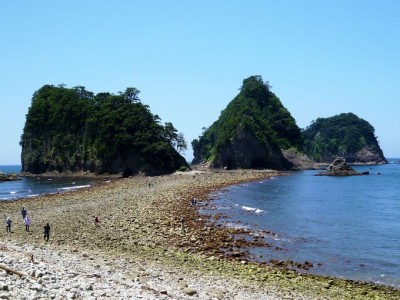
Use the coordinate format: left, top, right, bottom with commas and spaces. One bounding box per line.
0, 164, 21, 174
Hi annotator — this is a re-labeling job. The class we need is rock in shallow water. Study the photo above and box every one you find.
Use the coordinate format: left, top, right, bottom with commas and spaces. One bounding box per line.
317, 157, 368, 176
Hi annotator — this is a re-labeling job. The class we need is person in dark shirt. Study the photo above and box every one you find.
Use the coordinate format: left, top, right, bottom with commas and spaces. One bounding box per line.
6, 217, 12, 233
21, 207, 27, 220
43, 223, 50, 241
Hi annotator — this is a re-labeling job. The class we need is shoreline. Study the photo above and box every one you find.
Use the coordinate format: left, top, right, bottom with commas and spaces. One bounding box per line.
0, 170, 399, 299
20, 171, 123, 179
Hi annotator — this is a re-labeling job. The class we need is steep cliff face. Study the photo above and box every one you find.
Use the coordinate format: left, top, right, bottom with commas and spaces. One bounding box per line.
211, 128, 292, 170
303, 113, 387, 164
352, 146, 387, 164
191, 76, 303, 170
21, 85, 188, 175
281, 149, 317, 170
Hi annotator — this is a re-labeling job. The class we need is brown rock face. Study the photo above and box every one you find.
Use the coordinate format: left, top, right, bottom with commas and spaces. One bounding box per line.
282, 150, 317, 170
352, 147, 387, 164
327, 157, 357, 174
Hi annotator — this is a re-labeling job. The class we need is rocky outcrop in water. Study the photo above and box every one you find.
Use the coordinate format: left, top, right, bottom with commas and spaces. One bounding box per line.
0, 172, 20, 182
317, 157, 368, 176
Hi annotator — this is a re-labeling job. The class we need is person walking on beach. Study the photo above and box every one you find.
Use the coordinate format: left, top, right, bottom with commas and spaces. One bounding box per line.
6, 217, 12, 233
24, 215, 31, 232
179, 217, 185, 234
21, 207, 27, 220
94, 216, 101, 226
43, 223, 50, 241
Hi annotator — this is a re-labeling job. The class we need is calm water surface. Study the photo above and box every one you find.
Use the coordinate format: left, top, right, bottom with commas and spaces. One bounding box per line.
0, 165, 97, 200
206, 162, 400, 287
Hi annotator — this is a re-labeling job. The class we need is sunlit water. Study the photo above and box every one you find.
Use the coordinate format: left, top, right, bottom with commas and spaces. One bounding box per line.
0, 165, 96, 200
205, 161, 400, 287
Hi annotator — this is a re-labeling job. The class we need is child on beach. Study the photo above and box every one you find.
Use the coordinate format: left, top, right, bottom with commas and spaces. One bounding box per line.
24, 215, 31, 232
43, 223, 50, 241
6, 217, 12, 233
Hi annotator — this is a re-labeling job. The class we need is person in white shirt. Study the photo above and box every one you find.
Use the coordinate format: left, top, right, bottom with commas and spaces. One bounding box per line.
24, 215, 31, 232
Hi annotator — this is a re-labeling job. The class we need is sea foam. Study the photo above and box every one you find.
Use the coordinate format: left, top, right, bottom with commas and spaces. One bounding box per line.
242, 206, 264, 213
58, 185, 91, 191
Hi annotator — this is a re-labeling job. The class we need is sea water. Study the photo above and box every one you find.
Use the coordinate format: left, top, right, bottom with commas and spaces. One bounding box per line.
0, 165, 96, 201
206, 161, 400, 287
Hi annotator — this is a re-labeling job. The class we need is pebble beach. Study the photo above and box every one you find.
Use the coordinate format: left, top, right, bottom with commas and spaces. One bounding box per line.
0, 169, 399, 299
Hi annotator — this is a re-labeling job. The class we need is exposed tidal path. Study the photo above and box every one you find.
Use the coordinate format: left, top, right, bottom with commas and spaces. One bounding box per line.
0, 170, 398, 299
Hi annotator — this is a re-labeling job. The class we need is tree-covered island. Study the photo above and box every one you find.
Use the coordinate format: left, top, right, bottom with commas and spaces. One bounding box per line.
191, 76, 305, 170
191, 76, 386, 170
20, 80, 387, 176
20, 85, 188, 175
303, 113, 387, 164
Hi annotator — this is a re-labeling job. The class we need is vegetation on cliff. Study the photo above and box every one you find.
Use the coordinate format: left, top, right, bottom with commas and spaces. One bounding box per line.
303, 113, 386, 163
20, 85, 188, 175
191, 76, 303, 170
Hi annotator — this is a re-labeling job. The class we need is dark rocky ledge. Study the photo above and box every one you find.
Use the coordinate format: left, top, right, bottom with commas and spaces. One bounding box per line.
0, 172, 21, 182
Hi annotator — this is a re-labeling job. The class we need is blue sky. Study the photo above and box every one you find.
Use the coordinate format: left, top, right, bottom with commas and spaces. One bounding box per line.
1, 1, 399, 165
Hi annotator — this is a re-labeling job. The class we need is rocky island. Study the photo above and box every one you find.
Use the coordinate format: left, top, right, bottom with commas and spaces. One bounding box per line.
191, 77, 387, 170
191, 76, 314, 170
20, 85, 188, 176
303, 113, 387, 165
